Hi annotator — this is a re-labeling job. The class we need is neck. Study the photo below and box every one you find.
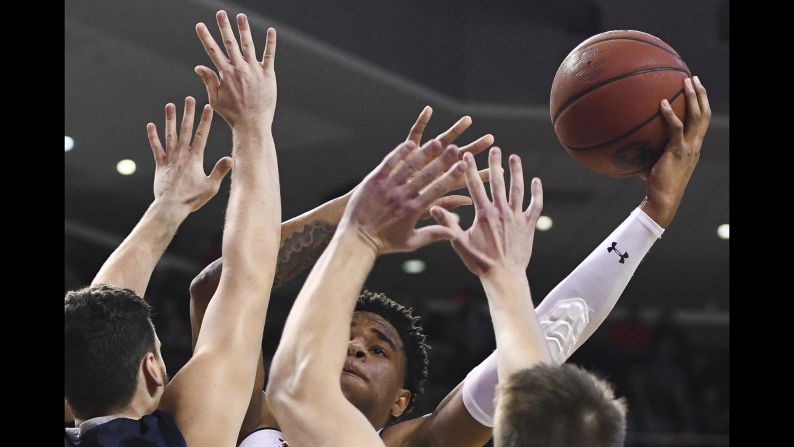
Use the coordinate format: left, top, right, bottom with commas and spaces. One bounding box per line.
342, 390, 389, 430
365, 407, 391, 431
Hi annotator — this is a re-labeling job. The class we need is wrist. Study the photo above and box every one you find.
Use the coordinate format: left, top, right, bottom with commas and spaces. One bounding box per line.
481, 268, 530, 295
640, 194, 677, 228
334, 223, 380, 259
231, 120, 273, 139
148, 199, 190, 226
481, 264, 527, 282
325, 190, 354, 224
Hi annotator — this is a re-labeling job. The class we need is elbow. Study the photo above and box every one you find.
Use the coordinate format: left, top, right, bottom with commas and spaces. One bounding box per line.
190, 258, 223, 300
266, 357, 320, 419
265, 367, 297, 419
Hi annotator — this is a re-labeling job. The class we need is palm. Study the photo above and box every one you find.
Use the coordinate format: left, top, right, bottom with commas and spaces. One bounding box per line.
147, 97, 232, 217
432, 150, 543, 278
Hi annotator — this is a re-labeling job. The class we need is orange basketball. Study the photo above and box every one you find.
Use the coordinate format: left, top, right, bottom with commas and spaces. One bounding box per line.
550, 30, 690, 176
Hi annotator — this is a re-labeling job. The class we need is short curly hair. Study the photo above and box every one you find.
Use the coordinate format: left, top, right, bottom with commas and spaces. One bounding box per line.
355, 290, 429, 417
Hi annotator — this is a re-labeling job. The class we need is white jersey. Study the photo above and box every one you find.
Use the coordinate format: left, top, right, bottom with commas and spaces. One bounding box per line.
240, 428, 289, 447
240, 426, 385, 446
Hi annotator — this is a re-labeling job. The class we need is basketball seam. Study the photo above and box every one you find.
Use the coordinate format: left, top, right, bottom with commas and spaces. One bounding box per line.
563, 87, 685, 152
579, 36, 683, 59
551, 67, 691, 124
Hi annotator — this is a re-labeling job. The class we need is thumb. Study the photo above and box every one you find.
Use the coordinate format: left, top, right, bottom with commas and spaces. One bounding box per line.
194, 65, 220, 104
208, 156, 233, 185
430, 206, 463, 234
421, 195, 471, 220
408, 225, 457, 251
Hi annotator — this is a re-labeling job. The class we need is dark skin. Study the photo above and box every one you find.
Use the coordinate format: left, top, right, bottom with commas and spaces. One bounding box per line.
341, 312, 410, 429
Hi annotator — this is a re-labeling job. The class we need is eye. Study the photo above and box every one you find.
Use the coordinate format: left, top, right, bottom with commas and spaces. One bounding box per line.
372, 346, 387, 357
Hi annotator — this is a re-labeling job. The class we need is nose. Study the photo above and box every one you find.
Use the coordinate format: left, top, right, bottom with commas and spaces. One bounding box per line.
347, 336, 366, 359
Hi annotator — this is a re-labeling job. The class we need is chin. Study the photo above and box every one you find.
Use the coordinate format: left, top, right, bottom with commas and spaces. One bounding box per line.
340, 373, 366, 389
340, 376, 368, 404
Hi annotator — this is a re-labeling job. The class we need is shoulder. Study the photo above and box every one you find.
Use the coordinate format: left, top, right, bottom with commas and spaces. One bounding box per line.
67, 411, 187, 447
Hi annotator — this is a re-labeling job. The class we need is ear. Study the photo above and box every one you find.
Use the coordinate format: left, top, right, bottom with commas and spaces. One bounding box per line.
142, 352, 165, 389
390, 388, 412, 418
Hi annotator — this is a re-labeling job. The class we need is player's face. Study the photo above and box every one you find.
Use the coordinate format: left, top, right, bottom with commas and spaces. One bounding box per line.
340, 311, 408, 423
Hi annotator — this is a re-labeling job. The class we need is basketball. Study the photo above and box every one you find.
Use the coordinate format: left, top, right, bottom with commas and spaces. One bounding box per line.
549, 30, 690, 176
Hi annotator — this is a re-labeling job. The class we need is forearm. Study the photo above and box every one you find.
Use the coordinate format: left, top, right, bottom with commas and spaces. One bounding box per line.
536, 206, 663, 362
189, 191, 350, 347
268, 228, 375, 401
481, 271, 550, 377
197, 126, 281, 354
92, 200, 188, 297
461, 207, 664, 427
267, 229, 379, 446
190, 189, 350, 300
221, 127, 281, 284
273, 190, 351, 287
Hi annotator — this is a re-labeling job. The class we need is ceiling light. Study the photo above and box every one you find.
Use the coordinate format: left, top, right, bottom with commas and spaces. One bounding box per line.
402, 259, 426, 274
117, 159, 137, 175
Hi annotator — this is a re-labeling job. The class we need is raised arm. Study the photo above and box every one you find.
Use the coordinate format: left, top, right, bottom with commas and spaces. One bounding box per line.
188, 108, 494, 440
434, 149, 551, 375
403, 76, 713, 440
385, 150, 550, 447
158, 12, 281, 447
91, 96, 231, 297
266, 139, 467, 447
530, 75, 711, 359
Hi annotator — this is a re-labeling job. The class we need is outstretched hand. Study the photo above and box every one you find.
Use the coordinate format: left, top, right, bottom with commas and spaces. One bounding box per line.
431, 148, 543, 278
406, 106, 493, 194
340, 139, 468, 255
148, 96, 232, 216
194, 11, 278, 129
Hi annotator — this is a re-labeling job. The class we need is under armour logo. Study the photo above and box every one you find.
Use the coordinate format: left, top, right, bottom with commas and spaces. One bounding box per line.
607, 242, 629, 263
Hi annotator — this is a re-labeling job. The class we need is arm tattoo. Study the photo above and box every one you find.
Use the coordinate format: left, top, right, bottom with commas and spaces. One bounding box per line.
272, 221, 336, 288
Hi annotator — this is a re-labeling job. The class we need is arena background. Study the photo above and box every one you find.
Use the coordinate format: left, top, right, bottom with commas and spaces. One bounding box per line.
65, 1, 729, 445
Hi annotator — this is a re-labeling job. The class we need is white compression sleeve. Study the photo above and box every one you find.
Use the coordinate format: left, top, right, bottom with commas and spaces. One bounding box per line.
461, 207, 664, 427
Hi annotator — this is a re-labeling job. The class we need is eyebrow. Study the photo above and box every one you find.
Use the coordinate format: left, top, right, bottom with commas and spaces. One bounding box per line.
370, 327, 397, 351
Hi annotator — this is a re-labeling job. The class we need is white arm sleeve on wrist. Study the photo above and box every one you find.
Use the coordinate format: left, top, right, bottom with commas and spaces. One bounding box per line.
461, 207, 664, 427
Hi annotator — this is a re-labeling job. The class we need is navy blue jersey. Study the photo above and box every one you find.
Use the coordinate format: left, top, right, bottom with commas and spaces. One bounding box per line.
64, 410, 186, 447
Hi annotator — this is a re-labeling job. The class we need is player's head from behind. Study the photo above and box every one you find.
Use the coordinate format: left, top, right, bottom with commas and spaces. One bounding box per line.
340, 290, 430, 429
65, 284, 168, 421
494, 363, 626, 447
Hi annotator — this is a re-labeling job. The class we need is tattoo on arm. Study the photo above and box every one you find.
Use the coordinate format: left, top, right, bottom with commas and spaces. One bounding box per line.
273, 221, 336, 288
